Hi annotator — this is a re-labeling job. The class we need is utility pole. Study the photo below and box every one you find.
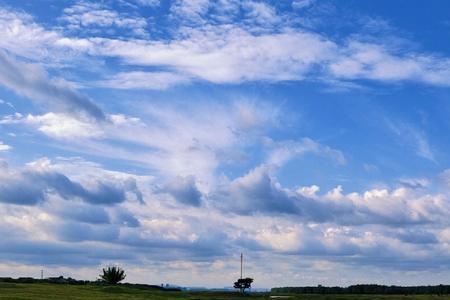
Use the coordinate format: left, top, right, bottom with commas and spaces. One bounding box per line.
240, 253, 243, 280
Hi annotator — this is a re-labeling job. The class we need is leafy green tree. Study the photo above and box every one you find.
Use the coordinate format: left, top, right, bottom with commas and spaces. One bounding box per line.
99, 266, 126, 284
234, 277, 253, 293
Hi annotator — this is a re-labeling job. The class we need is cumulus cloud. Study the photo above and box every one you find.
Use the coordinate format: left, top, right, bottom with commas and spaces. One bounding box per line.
50, 201, 111, 225
214, 165, 299, 215
162, 176, 203, 207
211, 163, 450, 226
0, 159, 142, 205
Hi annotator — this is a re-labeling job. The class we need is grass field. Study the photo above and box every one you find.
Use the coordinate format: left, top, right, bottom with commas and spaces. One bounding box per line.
2, 283, 450, 300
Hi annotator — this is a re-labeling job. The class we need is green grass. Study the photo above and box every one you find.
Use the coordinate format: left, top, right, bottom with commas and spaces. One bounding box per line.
1, 283, 450, 300
0, 282, 258, 300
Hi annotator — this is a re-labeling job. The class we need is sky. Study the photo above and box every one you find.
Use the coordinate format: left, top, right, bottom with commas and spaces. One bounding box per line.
0, 0, 450, 289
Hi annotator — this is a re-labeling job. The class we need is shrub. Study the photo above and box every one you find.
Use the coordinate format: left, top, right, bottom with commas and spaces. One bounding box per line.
99, 266, 126, 284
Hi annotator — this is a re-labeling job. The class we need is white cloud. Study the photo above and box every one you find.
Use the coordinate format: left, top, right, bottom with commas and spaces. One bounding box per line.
24, 113, 104, 139
243, 1, 280, 25
292, 0, 315, 10
0, 101, 278, 190
384, 118, 435, 161
266, 138, 346, 167
330, 41, 450, 86
0, 99, 15, 109
89, 28, 336, 83
60, 1, 148, 37
0, 8, 61, 60
170, 0, 210, 24
1, 5, 450, 89
2, 156, 450, 286
97, 71, 191, 90
0, 141, 12, 152
135, 0, 160, 6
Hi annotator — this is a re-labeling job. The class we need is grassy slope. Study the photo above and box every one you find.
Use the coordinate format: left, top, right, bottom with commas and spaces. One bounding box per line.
2, 283, 450, 300
0, 283, 253, 300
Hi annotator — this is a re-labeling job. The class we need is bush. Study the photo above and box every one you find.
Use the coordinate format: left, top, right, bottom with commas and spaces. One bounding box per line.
99, 266, 126, 284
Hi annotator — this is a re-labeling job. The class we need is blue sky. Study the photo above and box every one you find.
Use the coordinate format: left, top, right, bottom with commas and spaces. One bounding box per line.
1, 0, 450, 288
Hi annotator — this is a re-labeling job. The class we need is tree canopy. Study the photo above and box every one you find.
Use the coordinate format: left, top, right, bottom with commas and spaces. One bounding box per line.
234, 277, 253, 293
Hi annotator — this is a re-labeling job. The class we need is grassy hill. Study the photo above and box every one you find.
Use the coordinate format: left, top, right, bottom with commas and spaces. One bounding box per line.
0, 282, 250, 300
2, 283, 450, 300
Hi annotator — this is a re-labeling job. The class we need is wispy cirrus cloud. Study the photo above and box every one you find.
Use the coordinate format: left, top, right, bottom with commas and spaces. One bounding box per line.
0, 51, 105, 121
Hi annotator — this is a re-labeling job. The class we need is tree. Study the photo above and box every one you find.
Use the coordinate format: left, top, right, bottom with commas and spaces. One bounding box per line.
234, 277, 253, 293
99, 266, 126, 284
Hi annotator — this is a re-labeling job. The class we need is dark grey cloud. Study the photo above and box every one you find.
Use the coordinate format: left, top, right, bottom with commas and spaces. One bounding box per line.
0, 239, 134, 266
0, 50, 105, 121
0, 168, 142, 206
54, 203, 111, 224
213, 166, 299, 215
161, 175, 202, 206
118, 227, 230, 259
395, 229, 438, 245
112, 209, 140, 227
54, 222, 120, 243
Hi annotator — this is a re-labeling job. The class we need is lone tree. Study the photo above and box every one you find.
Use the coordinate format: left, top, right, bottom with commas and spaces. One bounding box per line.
99, 266, 126, 284
234, 277, 253, 293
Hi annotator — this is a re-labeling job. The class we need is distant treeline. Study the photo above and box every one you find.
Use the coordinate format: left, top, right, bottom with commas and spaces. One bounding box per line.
0, 277, 181, 291
271, 284, 450, 295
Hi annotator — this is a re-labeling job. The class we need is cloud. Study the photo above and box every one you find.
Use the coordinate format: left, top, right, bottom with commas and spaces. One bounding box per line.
329, 41, 450, 86
214, 165, 299, 215
0, 51, 105, 121
395, 229, 438, 245
0, 8, 61, 60
0, 99, 15, 109
161, 176, 203, 207
60, 1, 148, 37
134, 0, 160, 6
211, 163, 450, 226
97, 71, 191, 90
50, 202, 111, 225
243, 1, 280, 25
0, 159, 142, 205
266, 138, 346, 167
1, 5, 450, 90
170, 0, 210, 25
89, 29, 335, 84
54, 221, 120, 243
384, 118, 435, 161
0, 141, 12, 152
292, 0, 315, 10
23, 113, 103, 139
